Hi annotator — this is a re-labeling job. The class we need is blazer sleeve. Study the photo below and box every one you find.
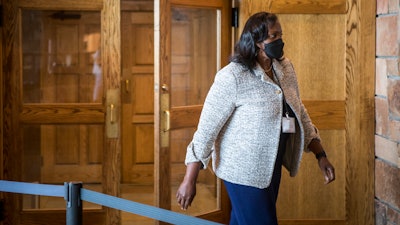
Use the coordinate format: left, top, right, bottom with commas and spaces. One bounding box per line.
299, 102, 321, 152
281, 58, 321, 152
185, 68, 237, 168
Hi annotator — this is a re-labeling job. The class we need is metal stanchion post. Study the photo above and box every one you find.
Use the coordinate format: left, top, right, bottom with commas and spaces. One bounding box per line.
65, 182, 82, 225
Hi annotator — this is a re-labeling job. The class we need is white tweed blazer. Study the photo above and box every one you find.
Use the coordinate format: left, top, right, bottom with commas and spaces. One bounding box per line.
185, 58, 320, 189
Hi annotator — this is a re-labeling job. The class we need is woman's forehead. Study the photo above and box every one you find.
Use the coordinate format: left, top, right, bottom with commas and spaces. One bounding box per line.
268, 21, 282, 32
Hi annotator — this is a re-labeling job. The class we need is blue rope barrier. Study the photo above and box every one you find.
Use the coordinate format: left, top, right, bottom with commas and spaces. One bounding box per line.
0, 180, 64, 197
81, 188, 223, 225
0, 180, 223, 225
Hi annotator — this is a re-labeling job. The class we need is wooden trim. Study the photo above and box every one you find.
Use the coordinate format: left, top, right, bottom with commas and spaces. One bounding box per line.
18, 0, 103, 10
132, 65, 153, 74
238, 0, 347, 26
170, 105, 202, 129
167, 101, 345, 131
170, 0, 224, 8
270, 0, 347, 14
20, 104, 104, 124
279, 220, 346, 225
121, 1, 153, 11
101, 0, 122, 225
154, 0, 172, 218
303, 100, 345, 130
345, 0, 375, 224
132, 115, 154, 124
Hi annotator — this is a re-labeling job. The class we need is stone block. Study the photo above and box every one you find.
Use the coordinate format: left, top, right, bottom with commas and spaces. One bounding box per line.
389, 119, 400, 142
389, 0, 399, 13
375, 135, 399, 165
376, 58, 388, 97
387, 205, 400, 225
375, 200, 387, 225
377, 0, 389, 14
376, 97, 390, 136
388, 78, 400, 118
376, 15, 398, 56
386, 58, 399, 76
375, 160, 400, 210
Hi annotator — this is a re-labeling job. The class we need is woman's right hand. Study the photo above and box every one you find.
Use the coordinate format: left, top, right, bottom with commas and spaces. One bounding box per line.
176, 180, 197, 210
176, 162, 202, 210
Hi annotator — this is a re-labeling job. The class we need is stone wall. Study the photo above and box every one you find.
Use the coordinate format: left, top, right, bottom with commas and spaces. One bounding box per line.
375, 0, 400, 224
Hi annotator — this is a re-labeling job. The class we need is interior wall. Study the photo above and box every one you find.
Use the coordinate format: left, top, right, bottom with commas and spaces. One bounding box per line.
236, 1, 376, 225
375, 1, 400, 224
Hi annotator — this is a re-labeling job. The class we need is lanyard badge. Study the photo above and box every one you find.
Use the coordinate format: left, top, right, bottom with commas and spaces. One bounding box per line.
282, 112, 295, 133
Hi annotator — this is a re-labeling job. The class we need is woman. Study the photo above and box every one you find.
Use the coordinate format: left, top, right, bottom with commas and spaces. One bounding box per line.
176, 12, 335, 225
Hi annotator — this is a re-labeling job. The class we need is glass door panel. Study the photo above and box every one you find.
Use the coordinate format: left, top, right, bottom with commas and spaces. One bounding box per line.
170, 8, 219, 107
169, 7, 221, 215
22, 10, 102, 104
21, 10, 103, 211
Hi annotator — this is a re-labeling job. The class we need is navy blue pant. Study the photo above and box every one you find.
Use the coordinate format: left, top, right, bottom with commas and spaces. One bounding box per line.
224, 134, 288, 225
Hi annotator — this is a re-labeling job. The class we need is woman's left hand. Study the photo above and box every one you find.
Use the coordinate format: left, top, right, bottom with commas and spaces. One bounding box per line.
318, 157, 335, 184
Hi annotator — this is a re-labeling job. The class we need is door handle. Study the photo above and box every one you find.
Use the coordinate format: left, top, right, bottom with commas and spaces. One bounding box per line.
106, 89, 120, 138
124, 79, 130, 93
160, 90, 170, 147
163, 110, 170, 132
109, 104, 115, 123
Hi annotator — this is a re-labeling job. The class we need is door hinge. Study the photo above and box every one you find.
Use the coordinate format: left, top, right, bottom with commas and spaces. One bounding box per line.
0, 198, 5, 221
232, 7, 239, 28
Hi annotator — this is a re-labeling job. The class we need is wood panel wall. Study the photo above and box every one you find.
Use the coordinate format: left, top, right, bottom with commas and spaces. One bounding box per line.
277, 13, 346, 222
236, 0, 375, 225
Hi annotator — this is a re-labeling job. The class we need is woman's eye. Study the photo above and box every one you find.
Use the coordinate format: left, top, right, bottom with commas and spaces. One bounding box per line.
268, 33, 282, 39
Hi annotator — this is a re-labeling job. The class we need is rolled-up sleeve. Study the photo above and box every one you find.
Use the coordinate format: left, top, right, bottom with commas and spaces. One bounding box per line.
185, 69, 237, 169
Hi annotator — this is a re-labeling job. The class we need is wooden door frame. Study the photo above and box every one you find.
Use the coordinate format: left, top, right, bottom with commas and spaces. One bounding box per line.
101, 0, 121, 224
3, 1, 23, 224
0, 2, 4, 224
344, 1, 375, 225
238, 0, 375, 225
2, 0, 121, 224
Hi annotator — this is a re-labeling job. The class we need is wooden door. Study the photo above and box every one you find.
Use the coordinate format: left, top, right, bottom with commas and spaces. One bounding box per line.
237, 1, 375, 225
121, 7, 155, 185
37, 11, 103, 184
2, 0, 121, 225
154, 0, 231, 224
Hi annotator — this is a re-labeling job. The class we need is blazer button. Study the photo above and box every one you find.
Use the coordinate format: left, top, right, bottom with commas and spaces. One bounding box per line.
276, 90, 282, 94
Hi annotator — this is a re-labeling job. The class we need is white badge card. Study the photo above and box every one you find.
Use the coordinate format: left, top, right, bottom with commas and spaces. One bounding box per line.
282, 116, 296, 133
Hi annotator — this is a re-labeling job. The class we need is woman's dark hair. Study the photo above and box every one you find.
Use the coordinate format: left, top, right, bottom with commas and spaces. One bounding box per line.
230, 12, 278, 72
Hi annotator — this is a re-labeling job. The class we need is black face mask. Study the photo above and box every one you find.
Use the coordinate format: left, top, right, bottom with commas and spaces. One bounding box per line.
264, 39, 284, 59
